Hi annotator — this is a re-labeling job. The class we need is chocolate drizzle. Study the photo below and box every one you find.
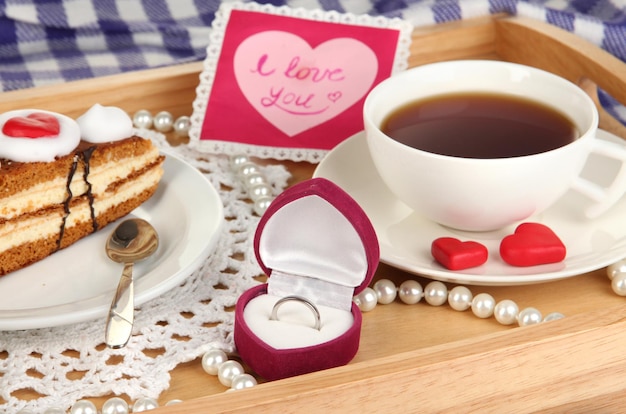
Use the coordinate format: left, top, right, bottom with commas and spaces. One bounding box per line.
82, 146, 97, 232
57, 155, 78, 250
56, 145, 98, 250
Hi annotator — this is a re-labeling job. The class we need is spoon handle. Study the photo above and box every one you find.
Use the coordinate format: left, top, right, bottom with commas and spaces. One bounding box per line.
105, 262, 134, 348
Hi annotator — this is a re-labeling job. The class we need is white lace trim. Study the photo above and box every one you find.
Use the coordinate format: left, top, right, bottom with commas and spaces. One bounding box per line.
0, 130, 291, 413
188, 1, 413, 163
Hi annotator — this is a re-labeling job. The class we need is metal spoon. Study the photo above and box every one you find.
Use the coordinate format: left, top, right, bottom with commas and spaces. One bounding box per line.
104, 218, 159, 348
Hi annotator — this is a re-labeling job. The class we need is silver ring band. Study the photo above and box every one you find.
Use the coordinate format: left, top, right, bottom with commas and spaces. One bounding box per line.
270, 295, 321, 331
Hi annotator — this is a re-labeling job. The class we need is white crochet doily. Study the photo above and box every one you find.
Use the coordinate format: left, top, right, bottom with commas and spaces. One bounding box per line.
0, 131, 291, 413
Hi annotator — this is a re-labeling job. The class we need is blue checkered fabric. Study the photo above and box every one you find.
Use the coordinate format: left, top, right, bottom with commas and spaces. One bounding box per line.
0, 0, 625, 124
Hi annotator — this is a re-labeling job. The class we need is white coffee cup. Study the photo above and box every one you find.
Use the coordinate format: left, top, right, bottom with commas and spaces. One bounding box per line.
364, 60, 626, 231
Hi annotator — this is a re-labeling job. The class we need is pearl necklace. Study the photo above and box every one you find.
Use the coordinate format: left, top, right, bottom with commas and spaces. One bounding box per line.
229, 154, 275, 216
357, 257, 626, 325
132, 109, 191, 137
355, 279, 564, 326
607, 258, 626, 297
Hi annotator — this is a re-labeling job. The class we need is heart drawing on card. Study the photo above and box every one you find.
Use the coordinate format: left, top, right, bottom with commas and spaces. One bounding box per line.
233, 31, 378, 137
3, 112, 60, 138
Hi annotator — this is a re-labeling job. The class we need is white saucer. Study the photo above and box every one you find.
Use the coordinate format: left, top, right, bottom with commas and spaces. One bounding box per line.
0, 151, 224, 330
313, 130, 626, 286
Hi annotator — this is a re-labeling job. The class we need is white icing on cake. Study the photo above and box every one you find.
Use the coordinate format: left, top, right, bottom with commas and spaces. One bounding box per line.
0, 109, 81, 163
77, 104, 133, 143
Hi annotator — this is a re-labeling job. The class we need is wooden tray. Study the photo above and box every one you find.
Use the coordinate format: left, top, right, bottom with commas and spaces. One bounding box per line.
2, 14, 626, 413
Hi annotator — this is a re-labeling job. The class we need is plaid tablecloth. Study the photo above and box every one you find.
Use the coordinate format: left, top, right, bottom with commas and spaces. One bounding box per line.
1, 0, 625, 123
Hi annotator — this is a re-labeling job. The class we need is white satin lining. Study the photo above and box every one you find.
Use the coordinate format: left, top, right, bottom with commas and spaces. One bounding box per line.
268, 271, 354, 311
258, 195, 368, 312
244, 294, 354, 349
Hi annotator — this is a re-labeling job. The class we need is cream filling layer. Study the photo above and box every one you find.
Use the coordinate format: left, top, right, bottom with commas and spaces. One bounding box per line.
0, 165, 163, 253
0, 211, 64, 250
88, 146, 160, 195
0, 148, 160, 220
91, 165, 163, 217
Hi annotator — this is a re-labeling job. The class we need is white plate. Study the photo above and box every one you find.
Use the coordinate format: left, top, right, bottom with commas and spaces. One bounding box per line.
314, 130, 626, 286
0, 151, 223, 330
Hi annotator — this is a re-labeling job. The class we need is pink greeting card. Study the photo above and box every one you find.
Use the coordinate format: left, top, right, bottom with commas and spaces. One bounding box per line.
189, 2, 412, 162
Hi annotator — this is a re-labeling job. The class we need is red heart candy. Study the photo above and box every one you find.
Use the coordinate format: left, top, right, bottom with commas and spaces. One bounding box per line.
3, 112, 60, 138
499, 223, 566, 267
431, 237, 488, 270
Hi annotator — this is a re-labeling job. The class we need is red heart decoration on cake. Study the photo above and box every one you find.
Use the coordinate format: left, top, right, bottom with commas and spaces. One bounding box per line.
2, 112, 60, 138
499, 223, 566, 267
431, 237, 488, 270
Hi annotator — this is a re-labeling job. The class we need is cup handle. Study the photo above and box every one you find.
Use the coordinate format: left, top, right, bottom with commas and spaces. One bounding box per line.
571, 137, 626, 218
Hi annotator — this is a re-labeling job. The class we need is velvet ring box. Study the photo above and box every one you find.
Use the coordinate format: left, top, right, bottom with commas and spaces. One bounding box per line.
234, 177, 380, 381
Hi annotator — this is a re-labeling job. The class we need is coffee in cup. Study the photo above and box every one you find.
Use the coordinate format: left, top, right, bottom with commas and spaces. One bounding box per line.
364, 60, 626, 231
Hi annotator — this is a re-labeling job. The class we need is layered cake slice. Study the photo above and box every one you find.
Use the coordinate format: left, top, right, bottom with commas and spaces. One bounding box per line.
0, 104, 165, 276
